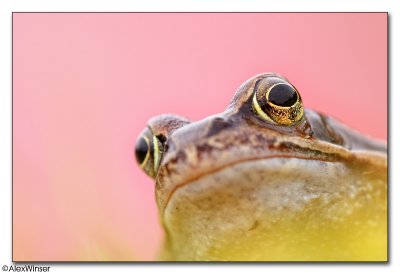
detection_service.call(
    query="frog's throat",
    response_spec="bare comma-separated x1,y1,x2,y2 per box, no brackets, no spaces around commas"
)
161,157,387,261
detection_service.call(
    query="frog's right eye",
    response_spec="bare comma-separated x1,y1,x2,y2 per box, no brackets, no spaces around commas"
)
252,76,304,126
135,128,163,179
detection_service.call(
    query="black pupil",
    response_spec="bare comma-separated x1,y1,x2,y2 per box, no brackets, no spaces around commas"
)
135,137,148,164
268,84,298,107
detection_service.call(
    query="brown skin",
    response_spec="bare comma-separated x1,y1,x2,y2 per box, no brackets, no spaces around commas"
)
136,73,387,261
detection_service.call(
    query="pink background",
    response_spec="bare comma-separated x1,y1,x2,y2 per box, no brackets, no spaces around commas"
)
13,13,387,261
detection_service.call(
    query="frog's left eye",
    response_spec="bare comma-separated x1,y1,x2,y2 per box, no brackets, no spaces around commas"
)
252,78,304,126
135,128,163,178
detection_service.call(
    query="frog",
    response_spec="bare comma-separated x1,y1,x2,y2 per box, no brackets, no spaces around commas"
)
134,73,387,261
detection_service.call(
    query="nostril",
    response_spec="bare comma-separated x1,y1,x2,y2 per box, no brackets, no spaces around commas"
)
156,134,167,145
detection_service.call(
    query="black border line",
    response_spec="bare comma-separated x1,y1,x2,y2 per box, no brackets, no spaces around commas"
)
11,12,389,264
11,12,388,13
387,11,391,264
11,12,14,264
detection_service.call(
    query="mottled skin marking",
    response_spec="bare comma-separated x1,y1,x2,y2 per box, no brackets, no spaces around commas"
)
135,73,387,261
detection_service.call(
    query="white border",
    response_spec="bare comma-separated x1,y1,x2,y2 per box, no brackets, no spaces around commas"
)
1,1,398,274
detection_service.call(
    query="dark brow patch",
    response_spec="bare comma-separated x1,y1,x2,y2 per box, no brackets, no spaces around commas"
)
205,117,233,137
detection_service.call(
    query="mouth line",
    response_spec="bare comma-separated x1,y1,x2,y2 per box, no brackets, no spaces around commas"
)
163,153,342,213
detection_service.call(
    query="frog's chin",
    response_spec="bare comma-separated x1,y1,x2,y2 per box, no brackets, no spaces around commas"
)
160,156,386,261
161,157,369,259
